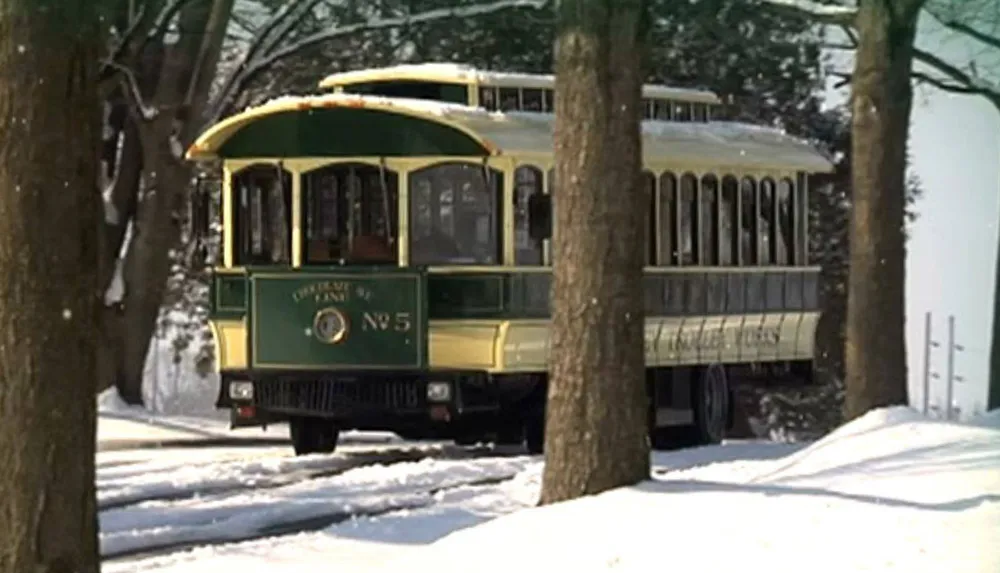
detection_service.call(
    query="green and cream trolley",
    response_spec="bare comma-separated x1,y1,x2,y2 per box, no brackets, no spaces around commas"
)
187,63,833,455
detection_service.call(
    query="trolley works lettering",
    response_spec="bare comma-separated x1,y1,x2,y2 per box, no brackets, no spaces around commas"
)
659,326,781,352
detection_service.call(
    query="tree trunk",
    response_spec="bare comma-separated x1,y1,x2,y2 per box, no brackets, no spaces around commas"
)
989,223,1000,411
98,0,234,405
539,0,651,505
117,128,190,406
0,1,103,572
844,0,920,420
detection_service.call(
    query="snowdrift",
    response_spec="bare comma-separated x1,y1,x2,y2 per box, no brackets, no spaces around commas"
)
396,407,1000,573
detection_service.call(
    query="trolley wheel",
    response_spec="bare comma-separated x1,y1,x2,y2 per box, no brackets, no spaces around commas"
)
685,363,730,446
523,412,545,455
289,416,340,456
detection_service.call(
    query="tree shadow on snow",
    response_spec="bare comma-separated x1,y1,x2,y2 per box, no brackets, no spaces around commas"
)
651,441,806,475
637,479,1000,513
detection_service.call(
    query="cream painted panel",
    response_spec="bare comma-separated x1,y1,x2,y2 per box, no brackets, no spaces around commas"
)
500,322,550,371
428,322,500,370
212,320,248,371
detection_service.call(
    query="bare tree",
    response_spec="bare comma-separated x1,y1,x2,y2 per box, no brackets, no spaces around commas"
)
0,1,104,571
99,0,549,405
540,0,651,505
763,0,999,420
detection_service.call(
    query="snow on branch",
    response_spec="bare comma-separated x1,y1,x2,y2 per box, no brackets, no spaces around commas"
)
103,60,159,120
759,0,856,25
209,0,549,123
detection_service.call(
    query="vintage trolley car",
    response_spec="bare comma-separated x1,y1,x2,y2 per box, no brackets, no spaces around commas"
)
187,63,833,455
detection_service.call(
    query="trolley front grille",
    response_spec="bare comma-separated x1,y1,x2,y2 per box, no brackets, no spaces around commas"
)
255,377,422,414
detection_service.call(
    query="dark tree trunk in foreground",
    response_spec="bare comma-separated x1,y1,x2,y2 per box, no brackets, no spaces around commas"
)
844,0,920,420
0,1,103,572
540,0,650,505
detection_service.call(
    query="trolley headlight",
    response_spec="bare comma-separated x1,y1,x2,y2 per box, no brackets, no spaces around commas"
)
426,381,452,403
229,380,254,401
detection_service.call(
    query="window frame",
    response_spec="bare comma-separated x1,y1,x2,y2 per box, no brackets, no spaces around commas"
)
407,161,505,267
230,163,293,267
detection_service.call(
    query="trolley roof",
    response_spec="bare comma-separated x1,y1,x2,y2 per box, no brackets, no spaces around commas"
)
317,63,722,104
186,92,833,173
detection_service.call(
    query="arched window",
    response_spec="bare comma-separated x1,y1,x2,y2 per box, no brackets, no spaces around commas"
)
776,178,795,265
301,162,398,265
720,175,739,266
759,178,776,265
409,162,503,265
658,172,677,265
643,171,656,266
740,177,757,265
231,164,292,266
679,173,698,265
515,165,544,265
700,174,719,265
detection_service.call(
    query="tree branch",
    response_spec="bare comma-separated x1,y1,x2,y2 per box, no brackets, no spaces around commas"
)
104,4,148,76
913,47,1000,110
925,9,1000,50
104,60,160,120
148,0,200,43
913,71,988,94
758,0,857,26
208,0,550,123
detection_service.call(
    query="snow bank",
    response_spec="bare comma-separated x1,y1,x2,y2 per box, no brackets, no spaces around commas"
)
393,407,1000,573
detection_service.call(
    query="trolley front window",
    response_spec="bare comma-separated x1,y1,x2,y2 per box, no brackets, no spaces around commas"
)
301,162,399,265
231,164,292,266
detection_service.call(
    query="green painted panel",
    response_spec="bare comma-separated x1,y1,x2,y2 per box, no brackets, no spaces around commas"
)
251,270,427,369
218,108,488,158
427,269,820,319
211,272,247,319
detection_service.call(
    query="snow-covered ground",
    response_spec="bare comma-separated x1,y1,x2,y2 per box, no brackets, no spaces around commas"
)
97,406,999,573
97,387,398,450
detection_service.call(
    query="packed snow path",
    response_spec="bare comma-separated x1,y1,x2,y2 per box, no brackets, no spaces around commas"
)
98,441,529,560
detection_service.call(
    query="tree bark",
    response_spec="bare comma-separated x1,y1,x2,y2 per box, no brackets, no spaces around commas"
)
0,1,103,572
844,0,920,420
539,0,651,505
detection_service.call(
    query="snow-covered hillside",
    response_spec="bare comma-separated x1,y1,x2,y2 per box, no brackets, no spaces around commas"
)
400,407,1000,573
99,406,999,573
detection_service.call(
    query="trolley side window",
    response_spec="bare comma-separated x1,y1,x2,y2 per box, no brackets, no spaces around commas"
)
514,165,544,265
700,174,719,265
643,171,657,266
759,178,776,265
679,173,698,265
409,162,503,266
776,177,795,266
658,172,677,265
231,164,292,266
720,175,739,266
740,177,758,265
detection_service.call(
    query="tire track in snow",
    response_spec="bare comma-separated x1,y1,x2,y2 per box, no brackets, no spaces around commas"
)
100,463,527,562
98,443,510,511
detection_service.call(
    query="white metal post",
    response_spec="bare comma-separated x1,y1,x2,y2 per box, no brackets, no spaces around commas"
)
922,311,932,415
945,315,955,421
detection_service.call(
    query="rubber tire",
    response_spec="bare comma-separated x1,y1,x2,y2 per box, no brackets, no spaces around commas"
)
289,416,340,456
686,364,730,446
523,413,545,455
